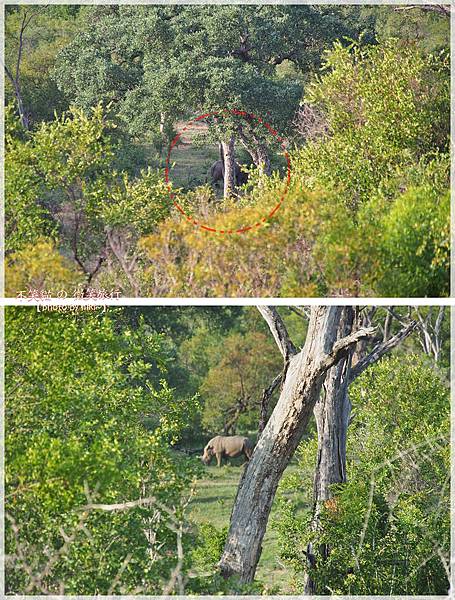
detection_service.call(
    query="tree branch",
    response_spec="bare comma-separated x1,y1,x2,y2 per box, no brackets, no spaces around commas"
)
106,227,139,295
257,306,297,361
288,306,310,321
317,326,377,375
394,4,450,17
258,371,282,434
349,320,417,383
4,63,16,87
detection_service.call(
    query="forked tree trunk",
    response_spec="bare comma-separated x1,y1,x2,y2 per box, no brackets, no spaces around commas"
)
222,137,237,198
237,125,271,176
219,306,374,583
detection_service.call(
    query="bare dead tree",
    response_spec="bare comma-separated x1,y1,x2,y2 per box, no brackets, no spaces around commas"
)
413,307,446,364
383,306,447,365
394,4,451,17
219,306,376,583
4,8,42,129
220,305,421,587
293,103,330,142
106,227,140,296
304,311,418,593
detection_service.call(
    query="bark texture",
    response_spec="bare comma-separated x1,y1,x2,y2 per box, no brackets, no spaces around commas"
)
237,126,272,176
221,137,237,198
304,311,417,594
304,307,355,594
219,306,374,583
313,308,354,502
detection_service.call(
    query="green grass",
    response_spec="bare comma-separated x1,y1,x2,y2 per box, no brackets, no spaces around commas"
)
169,121,219,190
188,458,304,592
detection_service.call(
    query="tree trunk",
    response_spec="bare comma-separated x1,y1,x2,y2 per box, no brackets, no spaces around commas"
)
304,310,418,594
313,308,354,502
237,125,271,176
254,140,271,176
258,372,282,435
219,306,374,583
14,82,30,130
221,137,236,198
304,307,354,593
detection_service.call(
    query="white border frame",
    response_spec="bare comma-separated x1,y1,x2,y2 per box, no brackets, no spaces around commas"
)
1,1,454,598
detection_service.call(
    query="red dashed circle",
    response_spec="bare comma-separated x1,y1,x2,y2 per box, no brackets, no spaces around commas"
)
164,108,291,234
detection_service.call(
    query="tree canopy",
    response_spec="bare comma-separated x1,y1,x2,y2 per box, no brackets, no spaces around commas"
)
4,5,450,296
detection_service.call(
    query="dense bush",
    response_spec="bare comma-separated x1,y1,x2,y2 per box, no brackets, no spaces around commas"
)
5,17,450,297
297,40,450,208
5,105,171,295
5,309,201,594
274,355,449,594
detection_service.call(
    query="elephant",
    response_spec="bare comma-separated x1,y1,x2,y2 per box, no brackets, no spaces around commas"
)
210,160,248,188
201,435,254,467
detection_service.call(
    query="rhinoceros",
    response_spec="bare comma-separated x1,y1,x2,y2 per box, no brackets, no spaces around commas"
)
201,435,254,467
210,160,248,188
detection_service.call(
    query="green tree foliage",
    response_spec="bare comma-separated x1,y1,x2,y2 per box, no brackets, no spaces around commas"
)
4,307,450,594
5,105,170,294
5,238,83,297
4,7,450,297
274,355,449,594
296,40,449,208
5,5,83,124
53,5,355,146
372,177,450,296
139,39,449,297
5,308,201,594
200,331,281,434
373,6,449,54
5,104,56,252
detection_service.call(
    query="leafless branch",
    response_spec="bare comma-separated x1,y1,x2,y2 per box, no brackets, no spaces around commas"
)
350,320,418,382
258,372,282,434
257,306,297,360
317,326,376,375
414,307,446,363
288,306,311,321
108,553,133,594
106,227,140,295
293,103,329,141
394,4,450,17
162,522,185,595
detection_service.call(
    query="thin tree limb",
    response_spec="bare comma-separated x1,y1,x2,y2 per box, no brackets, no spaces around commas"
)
317,326,376,375
257,306,297,360
258,372,282,433
349,320,418,383
394,4,450,17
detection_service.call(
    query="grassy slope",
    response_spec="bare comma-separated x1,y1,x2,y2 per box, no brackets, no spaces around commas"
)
188,459,303,592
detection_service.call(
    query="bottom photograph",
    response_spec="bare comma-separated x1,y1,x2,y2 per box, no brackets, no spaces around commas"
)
4,305,450,595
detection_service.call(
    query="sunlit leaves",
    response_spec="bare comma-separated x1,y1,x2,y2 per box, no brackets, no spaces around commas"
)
5,309,201,593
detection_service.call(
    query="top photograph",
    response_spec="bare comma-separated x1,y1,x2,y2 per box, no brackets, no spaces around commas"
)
4,3,450,299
